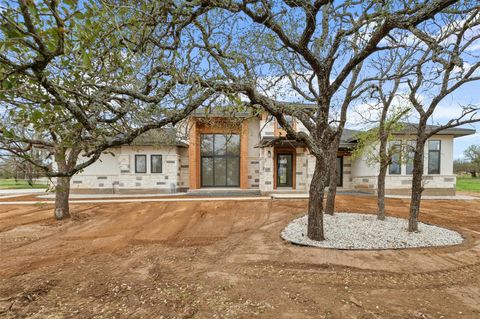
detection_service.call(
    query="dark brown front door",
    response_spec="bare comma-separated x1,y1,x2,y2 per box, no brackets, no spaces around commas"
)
277,153,293,187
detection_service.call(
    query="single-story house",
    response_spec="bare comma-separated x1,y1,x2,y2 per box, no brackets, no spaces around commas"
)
71,111,475,196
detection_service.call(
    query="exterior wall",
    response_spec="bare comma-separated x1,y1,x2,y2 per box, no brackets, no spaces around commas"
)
259,147,274,192
71,145,184,194
351,135,456,195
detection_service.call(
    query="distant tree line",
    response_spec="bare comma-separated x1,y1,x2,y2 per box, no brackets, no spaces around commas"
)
454,145,480,177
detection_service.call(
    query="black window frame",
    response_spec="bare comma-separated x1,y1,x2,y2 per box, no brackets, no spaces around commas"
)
200,134,240,187
337,156,343,187
135,154,147,173
151,155,162,173
428,140,441,175
389,140,402,175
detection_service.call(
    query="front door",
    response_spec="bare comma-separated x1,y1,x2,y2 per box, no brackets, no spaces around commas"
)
277,153,293,187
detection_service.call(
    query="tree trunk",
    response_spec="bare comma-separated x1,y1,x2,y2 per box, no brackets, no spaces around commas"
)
377,131,389,221
408,137,426,232
377,163,387,221
471,171,477,178
325,139,341,215
54,176,71,220
307,155,328,241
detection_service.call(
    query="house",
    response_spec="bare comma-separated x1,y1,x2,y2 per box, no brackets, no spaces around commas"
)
71,111,475,196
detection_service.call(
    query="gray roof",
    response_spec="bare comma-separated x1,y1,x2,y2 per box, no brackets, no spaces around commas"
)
256,129,361,149
130,128,188,147
393,123,476,137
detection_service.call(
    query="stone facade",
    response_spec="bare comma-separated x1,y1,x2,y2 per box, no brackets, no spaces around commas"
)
69,116,465,195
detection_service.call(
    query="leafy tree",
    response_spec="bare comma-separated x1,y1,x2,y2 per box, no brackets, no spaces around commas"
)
401,7,480,231
0,0,214,219
462,145,480,177
186,0,461,240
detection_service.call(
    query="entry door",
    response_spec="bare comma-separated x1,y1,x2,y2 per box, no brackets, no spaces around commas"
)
277,153,293,187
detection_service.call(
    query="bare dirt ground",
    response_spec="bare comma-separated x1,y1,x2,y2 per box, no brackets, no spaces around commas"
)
0,195,480,318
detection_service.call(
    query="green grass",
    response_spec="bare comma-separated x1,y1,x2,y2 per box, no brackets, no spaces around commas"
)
0,179,48,189
456,176,480,193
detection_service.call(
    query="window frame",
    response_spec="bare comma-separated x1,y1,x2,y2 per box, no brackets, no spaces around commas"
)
200,134,240,187
337,156,343,187
388,140,402,175
428,140,441,175
135,154,147,174
150,154,162,174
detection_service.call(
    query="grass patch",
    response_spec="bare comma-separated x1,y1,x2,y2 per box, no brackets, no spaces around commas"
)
0,179,48,189
456,176,480,193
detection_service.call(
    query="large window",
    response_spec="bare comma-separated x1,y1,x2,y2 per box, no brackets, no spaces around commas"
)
135,155,147,173
428,140,441,174
151,155,162,173
201,134,240,187
406,140,416,175
389,141,402,175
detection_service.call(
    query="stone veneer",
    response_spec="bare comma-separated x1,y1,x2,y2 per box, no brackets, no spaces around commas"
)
70,152,183,194
352,175,456,195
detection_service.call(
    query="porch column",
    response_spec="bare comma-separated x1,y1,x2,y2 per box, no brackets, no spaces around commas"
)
188,119,199,189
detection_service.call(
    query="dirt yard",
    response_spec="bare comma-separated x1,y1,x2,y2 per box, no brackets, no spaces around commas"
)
0,195,479,318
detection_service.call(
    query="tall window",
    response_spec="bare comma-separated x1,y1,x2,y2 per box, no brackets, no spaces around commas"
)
389,141,402,175
151,155,162,173
336,157,343,187
406,140,416,175
428,140,441,174
135,155,147,173
200,134,240,187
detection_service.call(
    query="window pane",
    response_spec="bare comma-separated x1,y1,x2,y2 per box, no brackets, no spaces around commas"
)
428,140,441,174
214,135,227,155
428,151,440,174
201,157,214,186
200,134,214,156
135,155,146,173
151,155,162,173
336,157,342,186
429,140,440,151
226,134,240,155
227,157,240,186
406,141,416,175
389,141,401,175
214,157,227,185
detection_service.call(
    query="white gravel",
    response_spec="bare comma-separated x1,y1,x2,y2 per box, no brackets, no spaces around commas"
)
281,213,464,250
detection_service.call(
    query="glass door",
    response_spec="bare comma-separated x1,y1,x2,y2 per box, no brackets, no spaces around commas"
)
277,153,293,187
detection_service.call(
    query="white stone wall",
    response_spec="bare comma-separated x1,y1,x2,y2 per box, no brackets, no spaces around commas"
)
259,147,274,191
350,135,456,193
71,145,183,193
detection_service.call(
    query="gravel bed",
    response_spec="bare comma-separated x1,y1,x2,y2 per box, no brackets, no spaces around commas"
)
281,213,464,250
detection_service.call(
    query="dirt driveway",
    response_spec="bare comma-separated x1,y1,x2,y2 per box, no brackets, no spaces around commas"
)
1,195,480,318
